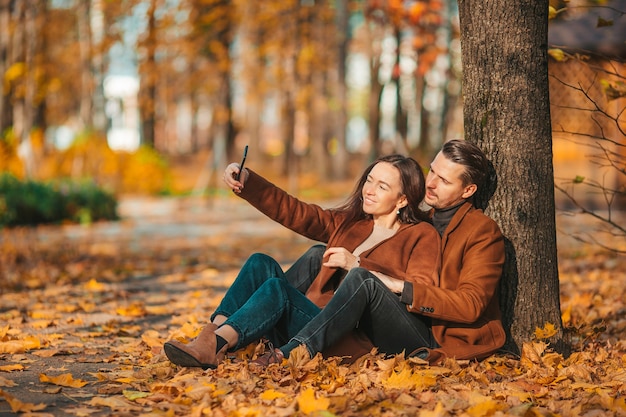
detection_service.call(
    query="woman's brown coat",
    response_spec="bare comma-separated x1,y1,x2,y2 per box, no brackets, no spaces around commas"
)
239,170,441,310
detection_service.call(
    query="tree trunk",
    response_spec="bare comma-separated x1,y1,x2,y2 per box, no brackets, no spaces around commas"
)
331,0,349,180
368,75,383,158
0,0,11,134
458,0,566,355
139,0,157,148
393,28,407,144
19,1,37,178
77,0,93,129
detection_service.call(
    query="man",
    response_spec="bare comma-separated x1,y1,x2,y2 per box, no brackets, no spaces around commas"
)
280,139,505,365
405,139,505,363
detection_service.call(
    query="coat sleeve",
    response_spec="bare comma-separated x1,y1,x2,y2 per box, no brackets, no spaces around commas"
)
407,218,504,322
238,169,344,243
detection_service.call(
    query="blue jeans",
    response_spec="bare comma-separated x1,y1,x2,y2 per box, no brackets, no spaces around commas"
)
211,246,325,351
284,267,437,358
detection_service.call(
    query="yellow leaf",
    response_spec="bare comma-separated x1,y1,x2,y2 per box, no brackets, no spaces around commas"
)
467,397,503,417
0,364,24,372
85,278,106,291
30,320,54,329
561,304,572,325
0,388,47,413
122,390,151,401
383,368,437,391
4,62,26,82
548,48,567,62
33,348,63,358
115,303,146,317
89,396,141,412
260,389,287,401
145,305,170,315
548,6,558,20
30,309,57,319
40,372,88,388
141,330,163,348
534,322,557,339
0,336,42,353
612,396,626,412
419,402,448,417
297,388,329,415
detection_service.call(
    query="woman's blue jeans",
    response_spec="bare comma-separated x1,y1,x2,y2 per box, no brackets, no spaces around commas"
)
286,266,437,358
210,246,325,351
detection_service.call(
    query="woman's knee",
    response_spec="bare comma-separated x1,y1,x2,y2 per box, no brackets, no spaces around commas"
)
261,277,288,293
244,253,282,274
246,252,275,265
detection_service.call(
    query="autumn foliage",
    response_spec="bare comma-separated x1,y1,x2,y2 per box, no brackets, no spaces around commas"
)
1,199,625,416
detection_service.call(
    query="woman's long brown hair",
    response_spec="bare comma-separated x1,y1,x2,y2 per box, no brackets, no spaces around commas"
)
334,154,430,224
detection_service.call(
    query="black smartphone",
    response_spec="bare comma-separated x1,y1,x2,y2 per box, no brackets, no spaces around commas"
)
236,145,248,181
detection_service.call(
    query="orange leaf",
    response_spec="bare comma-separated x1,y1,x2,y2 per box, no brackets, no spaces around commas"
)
115,303,146,317
0,364,24,372
534,322,557,339
0,389,47,413
418,402,447,417
467,392,504,417
40,372,88,388
0,376,17,387
0,336,42,353
383,368,437,391
260,389,287,401
297,388,329,415
85,278,106,292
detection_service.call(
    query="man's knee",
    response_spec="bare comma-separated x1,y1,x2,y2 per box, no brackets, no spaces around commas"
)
343,267,376,287
303,244,325,261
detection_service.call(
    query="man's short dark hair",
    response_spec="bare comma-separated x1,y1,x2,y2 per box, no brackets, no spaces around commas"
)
441,139,489,189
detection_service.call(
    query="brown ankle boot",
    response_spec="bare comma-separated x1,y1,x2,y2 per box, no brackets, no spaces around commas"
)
163,323,227,370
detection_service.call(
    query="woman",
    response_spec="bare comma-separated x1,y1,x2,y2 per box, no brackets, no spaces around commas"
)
163,154,441,369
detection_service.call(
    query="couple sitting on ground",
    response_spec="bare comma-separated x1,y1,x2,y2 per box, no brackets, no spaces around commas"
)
163,139,505,369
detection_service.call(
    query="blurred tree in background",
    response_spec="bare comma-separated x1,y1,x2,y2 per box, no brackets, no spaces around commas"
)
0,0,623,210
0,0,454,193
0,0,623,363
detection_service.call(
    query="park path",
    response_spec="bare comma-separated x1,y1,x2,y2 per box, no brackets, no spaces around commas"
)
0,195,325,417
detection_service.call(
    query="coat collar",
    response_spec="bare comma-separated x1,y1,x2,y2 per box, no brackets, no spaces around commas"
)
441,201,474,246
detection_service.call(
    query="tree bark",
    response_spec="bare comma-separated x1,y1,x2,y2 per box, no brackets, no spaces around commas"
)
19,1,38,177
458,0,566,355
0,0,11,134
331,0,349,180
77,0,93,129
139,0,157,148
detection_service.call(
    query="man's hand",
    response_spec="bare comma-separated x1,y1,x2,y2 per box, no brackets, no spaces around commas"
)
223,163,248,194
322,247,359,271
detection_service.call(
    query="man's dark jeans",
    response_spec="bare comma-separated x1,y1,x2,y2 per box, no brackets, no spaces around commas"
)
285,264,437,358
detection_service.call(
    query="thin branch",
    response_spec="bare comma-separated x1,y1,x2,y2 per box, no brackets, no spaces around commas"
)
555,183,626,236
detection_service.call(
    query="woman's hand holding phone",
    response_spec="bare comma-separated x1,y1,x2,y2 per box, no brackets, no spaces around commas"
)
223,146,249,194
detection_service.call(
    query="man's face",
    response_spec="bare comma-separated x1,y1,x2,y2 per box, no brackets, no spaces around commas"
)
424,151,477,210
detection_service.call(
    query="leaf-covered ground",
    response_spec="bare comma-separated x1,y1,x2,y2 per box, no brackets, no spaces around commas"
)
1,196,625,417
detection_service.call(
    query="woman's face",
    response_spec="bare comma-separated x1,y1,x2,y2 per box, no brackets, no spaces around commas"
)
361,162,407,217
